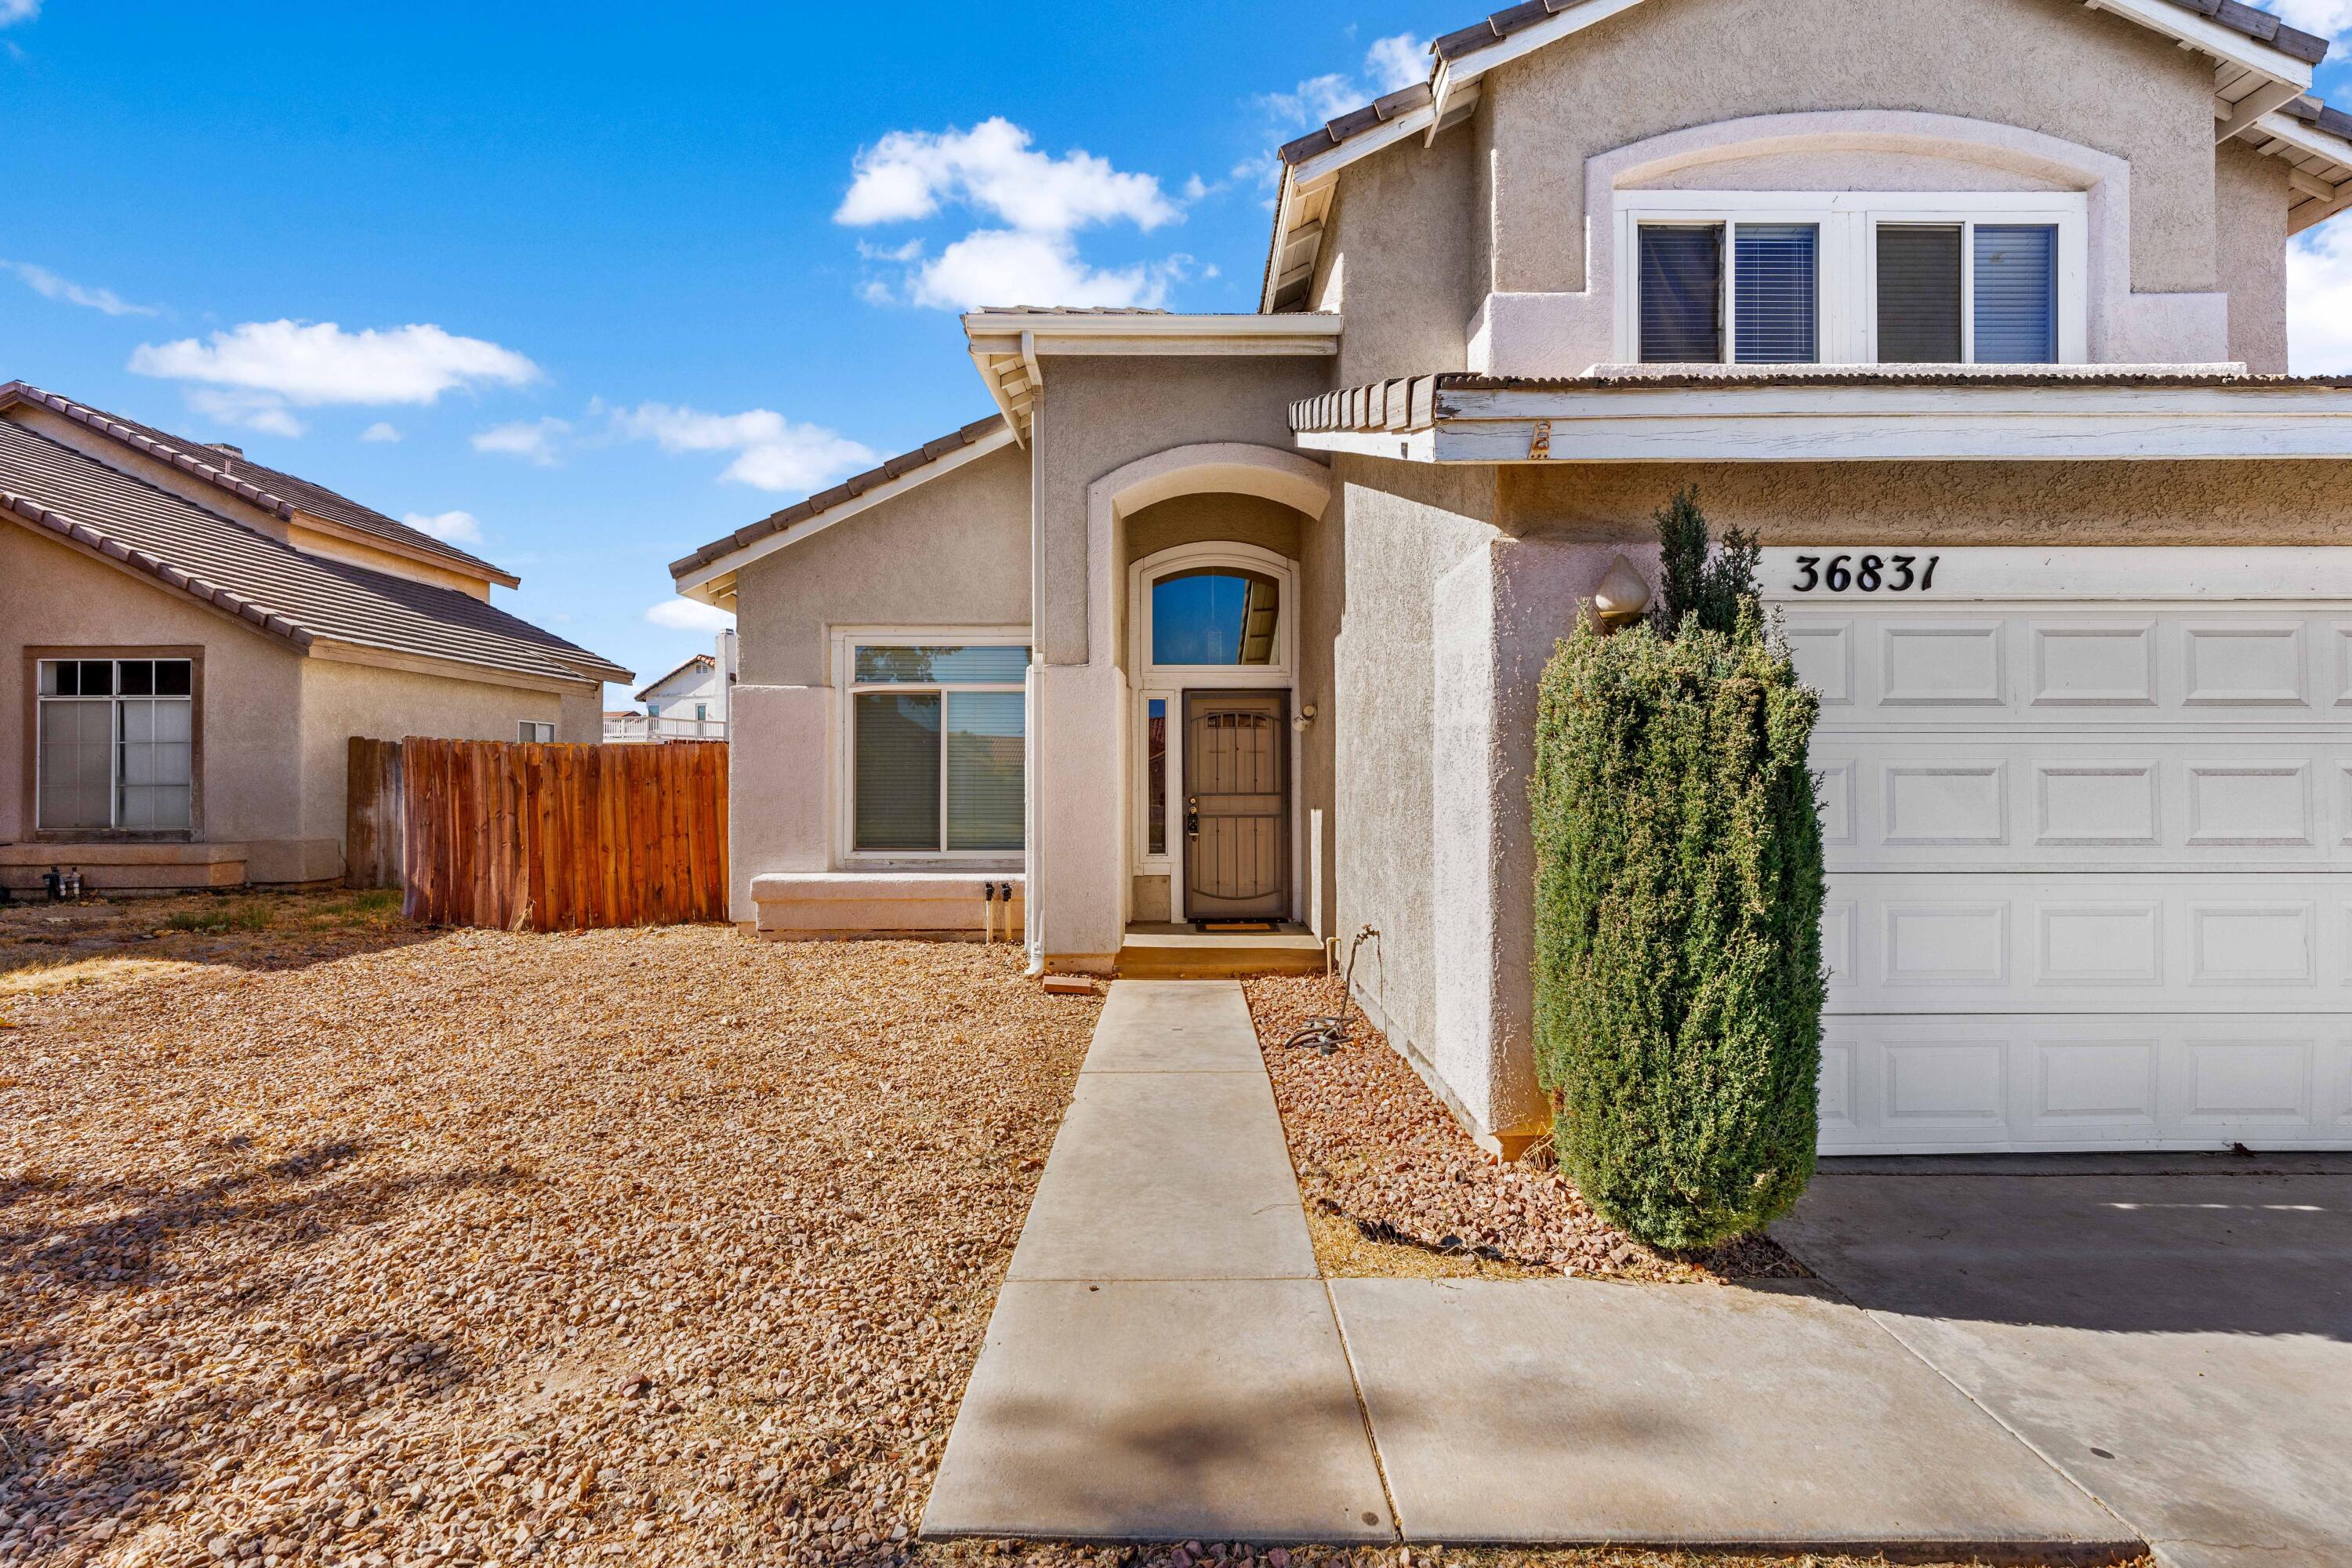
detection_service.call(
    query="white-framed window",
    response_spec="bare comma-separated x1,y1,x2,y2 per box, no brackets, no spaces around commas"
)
1615,191,2087,366
36,656,194,832
833,631,1029,860
518,720,556,743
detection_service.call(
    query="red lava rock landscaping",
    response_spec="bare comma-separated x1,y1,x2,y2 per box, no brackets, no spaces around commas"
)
1242,977,1806,1284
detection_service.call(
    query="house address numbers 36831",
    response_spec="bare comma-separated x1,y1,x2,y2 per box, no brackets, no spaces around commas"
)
1786,554,1940,593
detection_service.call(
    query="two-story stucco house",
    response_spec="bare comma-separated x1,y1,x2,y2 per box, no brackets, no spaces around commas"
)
672,0,2352,1159
2,383,631,893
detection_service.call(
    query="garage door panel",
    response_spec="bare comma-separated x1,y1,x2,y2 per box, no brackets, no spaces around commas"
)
1817,1018,2352,1153
1826,875,2349,1011
1787,607,2343,725
1810,740,2347,871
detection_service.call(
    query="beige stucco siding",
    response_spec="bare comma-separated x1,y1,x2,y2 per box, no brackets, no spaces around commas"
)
1031,356,1334,666
1478,0,2220,298
1323,459,1502,1070
5,524,599,887
1310,120,1478,387
2,525,306,866
1499,459,2352,545
2216,140,2292,374
294,657,585,883
733,441,1033,688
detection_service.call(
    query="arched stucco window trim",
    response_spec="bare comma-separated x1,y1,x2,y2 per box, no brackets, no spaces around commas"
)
1469,109,2230,372
1126,539,1301,686
1082,442,1330,671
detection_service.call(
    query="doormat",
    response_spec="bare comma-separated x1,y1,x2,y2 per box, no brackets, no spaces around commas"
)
1200,920,1280,933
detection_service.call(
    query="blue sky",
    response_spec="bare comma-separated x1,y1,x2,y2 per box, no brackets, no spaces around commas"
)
5,0,2350,705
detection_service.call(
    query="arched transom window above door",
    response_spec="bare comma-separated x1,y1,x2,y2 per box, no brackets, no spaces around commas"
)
1129,542,1298,682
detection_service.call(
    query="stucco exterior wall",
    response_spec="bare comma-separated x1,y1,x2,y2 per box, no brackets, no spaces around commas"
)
734,441,1033,688
2216,140,2292,375
294,656,583,884
1478,0,2218,300
1308,120,1477,388
1498,460,2352,544
1322,459,1501,1091
1032,356,1335,666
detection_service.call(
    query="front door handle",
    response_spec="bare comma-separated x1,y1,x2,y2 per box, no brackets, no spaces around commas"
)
1185,796,1200,840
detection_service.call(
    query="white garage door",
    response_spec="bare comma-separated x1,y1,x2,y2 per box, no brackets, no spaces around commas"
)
1769,547,2352,1155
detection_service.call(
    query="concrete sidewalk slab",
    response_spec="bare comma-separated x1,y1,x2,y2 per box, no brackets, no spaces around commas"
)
922,1278,1395,1542
1330,1277,2136,1558
1781,1160,2352,1568
1006,1069,1315,1281
1076,980,1266,1074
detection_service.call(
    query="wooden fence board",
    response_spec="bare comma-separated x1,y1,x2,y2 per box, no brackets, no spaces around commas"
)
378,738,726,931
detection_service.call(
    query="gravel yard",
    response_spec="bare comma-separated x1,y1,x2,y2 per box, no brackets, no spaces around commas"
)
0,900,2124,1568
1242,977,1804,1285
1,899,1096,1567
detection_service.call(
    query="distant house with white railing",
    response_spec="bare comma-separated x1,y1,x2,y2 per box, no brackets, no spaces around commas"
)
608,629,734,742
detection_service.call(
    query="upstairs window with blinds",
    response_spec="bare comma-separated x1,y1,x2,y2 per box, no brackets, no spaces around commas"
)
1876,221,2059,364
848,642,1027,855
1639,222,1818,365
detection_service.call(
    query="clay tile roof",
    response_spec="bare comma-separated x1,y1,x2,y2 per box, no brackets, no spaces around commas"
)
0,419,630,685
0,380,517,583
669,412,1009,579
1278,82,1438,165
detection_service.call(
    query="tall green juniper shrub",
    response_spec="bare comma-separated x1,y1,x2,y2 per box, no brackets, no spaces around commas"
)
1531,493,1826,1249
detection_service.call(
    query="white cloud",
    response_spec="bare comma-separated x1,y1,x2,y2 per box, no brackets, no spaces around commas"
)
5,260,158,316
472,416,572,466
646,598,737,633
908,230,1189,312
1364,33,1432,93
185,388,306,438
360,421,402,443
837,117,1189,312
0,1,38,25
612,402,877,493
837,118,1178,235
129,321,539,417
2288,223,2352,375
402,510,485,546
2258,0,2352,43
1261,73,1361,131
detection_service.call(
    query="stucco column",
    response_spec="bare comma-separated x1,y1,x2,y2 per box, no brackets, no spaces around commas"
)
1027,662,1126,972
1430,536,1658,1156
726,684,832,921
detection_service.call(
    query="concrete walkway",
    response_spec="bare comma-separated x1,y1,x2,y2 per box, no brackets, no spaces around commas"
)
924,981,2138,1557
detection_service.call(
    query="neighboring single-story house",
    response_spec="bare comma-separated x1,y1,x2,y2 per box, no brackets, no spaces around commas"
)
673,0,2352,1157
2,382,630,891
637,630,735,739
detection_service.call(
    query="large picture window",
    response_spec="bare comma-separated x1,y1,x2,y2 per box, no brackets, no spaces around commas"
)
845,641,1027,856
36,656,194,832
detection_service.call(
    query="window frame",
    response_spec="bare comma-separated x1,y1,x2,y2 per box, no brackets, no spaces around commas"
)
24,646,204,841
830,626,1031,867
518,720,556,744
1613,190,2087,366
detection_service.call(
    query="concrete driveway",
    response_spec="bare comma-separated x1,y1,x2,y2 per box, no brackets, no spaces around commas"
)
1777,1153,2352,1568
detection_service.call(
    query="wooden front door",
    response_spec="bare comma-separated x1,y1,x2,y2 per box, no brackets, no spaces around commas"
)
1182,691,1289,923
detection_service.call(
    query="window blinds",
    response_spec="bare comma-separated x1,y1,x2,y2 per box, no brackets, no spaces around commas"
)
1733,223,1818,364
1639,226,1722,361
1876,226,1963,364
852,691,942,851
1974,224,2058,363
945,691,1025,851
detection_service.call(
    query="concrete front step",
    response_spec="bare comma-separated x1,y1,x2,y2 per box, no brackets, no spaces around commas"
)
1114,926,1325,979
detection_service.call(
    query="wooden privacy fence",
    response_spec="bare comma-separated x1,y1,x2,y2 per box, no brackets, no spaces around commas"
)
347,736,728,931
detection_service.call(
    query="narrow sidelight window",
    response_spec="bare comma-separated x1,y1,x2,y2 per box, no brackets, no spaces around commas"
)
1973,224,2058,363
1876,225,1963,363
1732,223,1818,364
1638,224,1723,362
848,643,1027,855
1145,697,1168,857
